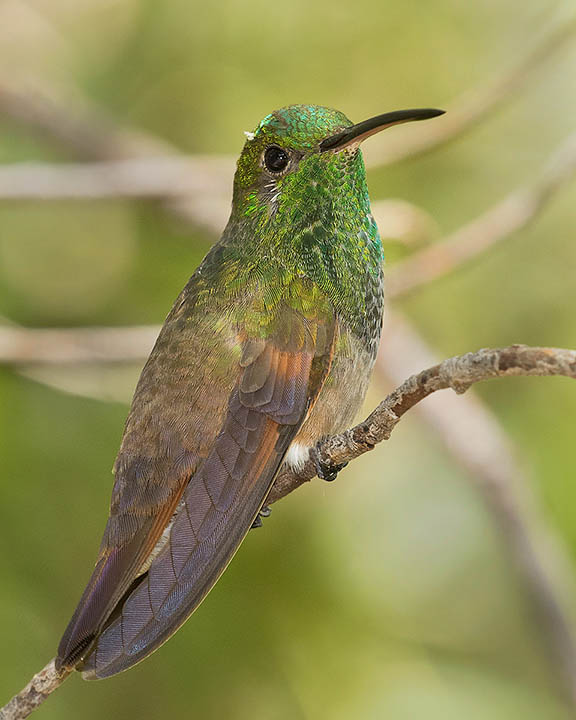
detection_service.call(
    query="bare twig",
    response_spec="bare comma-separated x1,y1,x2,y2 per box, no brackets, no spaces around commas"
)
0,166,437,248
0,661,70,720
7,319,575,699
0,323,159,402
2,122,574,300
0,157,229,200
0,81,174,160
0,157,231,234
269,344,576,502
0,6,573,215
0,80,233,232
1,16,576,715
2,343,576,719
0,324,158,365
388,128,576,298
366,7,576,167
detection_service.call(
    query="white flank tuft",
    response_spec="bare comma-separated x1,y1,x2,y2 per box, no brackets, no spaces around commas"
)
285,443,311,471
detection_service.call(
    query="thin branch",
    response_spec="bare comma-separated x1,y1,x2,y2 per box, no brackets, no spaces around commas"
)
0,80,234,233
0,324,158,365
0,81,175,160
2,122,574,301
269,344,576,502
388,128,576,299
1,123,574,308
2,343,576,719
0,167,436,251
7,319,576,700
365,7,576,167
0,661,70,720
0,157,231,234
0,166,435,250
0,324,158,403
275,343,576,710
0,157,229,200
0,6,573,214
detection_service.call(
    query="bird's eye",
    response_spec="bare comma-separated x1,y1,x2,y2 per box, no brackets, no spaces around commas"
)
264,146,290,173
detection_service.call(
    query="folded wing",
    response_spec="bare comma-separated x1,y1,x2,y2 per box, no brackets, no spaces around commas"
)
58,301,335,679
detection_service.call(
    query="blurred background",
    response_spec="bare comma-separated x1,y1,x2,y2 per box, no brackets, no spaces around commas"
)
1,0,576,718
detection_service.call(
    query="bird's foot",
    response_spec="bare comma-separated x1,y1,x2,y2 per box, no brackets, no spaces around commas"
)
312,443,348,482
251,505,272,529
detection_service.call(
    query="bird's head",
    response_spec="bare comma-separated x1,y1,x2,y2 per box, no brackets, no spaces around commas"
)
231,104,444,223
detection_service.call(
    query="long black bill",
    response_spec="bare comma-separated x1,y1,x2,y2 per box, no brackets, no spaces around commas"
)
319,108,445,152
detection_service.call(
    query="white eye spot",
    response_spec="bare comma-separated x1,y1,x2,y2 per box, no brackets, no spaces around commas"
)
244,131,256,141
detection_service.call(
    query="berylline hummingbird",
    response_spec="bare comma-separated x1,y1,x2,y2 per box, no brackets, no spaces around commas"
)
56,104,444,678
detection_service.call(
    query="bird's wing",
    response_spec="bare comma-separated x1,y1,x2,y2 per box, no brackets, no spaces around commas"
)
57,282,336,679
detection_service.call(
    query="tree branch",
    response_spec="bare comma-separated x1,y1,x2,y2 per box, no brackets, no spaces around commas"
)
365,7,576,167
0,156,231,200
8,319,576,701
268,344,576,502
1,15,576,715
0,661,70,720
0,126,574,304
2,343,576,719
0,324,158,365
0,119,573,310
0,80,234,233
388,128,576,298
0,5,573,225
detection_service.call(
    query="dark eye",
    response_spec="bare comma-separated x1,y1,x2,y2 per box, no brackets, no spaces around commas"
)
264,145,290,173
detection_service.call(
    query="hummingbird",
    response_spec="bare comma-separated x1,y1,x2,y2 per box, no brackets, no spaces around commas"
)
56,104,444,679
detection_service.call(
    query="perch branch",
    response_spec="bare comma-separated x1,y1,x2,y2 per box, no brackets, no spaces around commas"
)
268,344,576,502
0,661,70,720
2,343,576,719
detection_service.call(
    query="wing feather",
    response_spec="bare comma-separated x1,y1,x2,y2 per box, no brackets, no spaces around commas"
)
81,320,332,678
57,298,336,679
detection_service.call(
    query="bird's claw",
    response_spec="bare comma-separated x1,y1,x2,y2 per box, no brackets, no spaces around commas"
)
312,444,348,482
251,505,272,529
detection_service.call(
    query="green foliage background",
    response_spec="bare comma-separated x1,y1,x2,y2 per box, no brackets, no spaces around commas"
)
1,1,575,717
